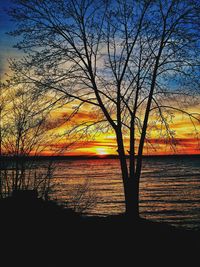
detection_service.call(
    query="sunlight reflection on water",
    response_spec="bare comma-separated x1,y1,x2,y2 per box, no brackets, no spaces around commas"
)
3,156,200,229
50,156,200,230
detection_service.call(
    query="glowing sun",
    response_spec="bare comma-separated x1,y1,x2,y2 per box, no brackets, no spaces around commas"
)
96,148,109,156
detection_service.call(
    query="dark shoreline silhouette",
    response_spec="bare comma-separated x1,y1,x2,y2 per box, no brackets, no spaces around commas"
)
1,191,200,266
1,191,199,254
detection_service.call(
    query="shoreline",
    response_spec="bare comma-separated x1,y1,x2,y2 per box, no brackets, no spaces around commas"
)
1,194,199,240
1,193,200,263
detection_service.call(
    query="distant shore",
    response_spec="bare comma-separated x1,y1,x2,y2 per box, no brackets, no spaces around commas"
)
1,153,200,161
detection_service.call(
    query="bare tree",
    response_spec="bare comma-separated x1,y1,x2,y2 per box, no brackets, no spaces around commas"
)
0,81,60,198
0,74,93,200
69,178,98,214
0,81,8,197
7,0,200,218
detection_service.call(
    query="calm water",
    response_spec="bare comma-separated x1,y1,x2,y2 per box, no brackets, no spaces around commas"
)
48,156,200,230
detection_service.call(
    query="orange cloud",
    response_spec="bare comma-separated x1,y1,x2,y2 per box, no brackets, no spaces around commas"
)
30,98,200,156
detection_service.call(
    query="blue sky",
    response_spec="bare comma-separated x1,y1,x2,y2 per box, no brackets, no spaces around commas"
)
0,0,21,79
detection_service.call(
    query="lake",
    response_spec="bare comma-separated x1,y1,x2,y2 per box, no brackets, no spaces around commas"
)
47,155,200,230
1,155,200,230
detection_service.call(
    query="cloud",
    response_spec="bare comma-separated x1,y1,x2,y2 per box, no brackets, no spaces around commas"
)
147,138,198,145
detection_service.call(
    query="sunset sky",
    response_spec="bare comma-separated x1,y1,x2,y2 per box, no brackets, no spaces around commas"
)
45,99,200,156
1,0,200,157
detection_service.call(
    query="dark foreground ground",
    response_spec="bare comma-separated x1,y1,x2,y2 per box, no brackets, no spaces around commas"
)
1,193,199,264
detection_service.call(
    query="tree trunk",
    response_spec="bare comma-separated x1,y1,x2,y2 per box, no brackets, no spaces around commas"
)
116,130,140,219
123,176,140,219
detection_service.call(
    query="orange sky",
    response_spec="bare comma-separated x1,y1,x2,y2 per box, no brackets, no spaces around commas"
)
0,1,200,157
1,77,200,157
43,104,200,156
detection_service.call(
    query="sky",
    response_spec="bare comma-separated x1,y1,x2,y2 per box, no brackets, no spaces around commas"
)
0,0,16,78
0,0,200,157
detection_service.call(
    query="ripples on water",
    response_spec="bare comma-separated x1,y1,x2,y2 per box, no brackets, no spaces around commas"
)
50,156,200,230
2,156,200,229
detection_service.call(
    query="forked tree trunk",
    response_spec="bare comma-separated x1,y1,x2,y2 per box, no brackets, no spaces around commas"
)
117,130,140,219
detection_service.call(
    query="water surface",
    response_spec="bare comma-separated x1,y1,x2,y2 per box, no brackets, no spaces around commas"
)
50,156,200,230
2,155,200,229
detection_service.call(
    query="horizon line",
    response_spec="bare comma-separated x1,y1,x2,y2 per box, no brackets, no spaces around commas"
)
1,153,200,160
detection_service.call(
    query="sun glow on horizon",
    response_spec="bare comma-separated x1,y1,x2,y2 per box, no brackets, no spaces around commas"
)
95,148,110,156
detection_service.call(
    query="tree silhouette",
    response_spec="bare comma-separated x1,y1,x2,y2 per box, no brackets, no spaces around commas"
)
7,0,200,217
0,82,58,198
